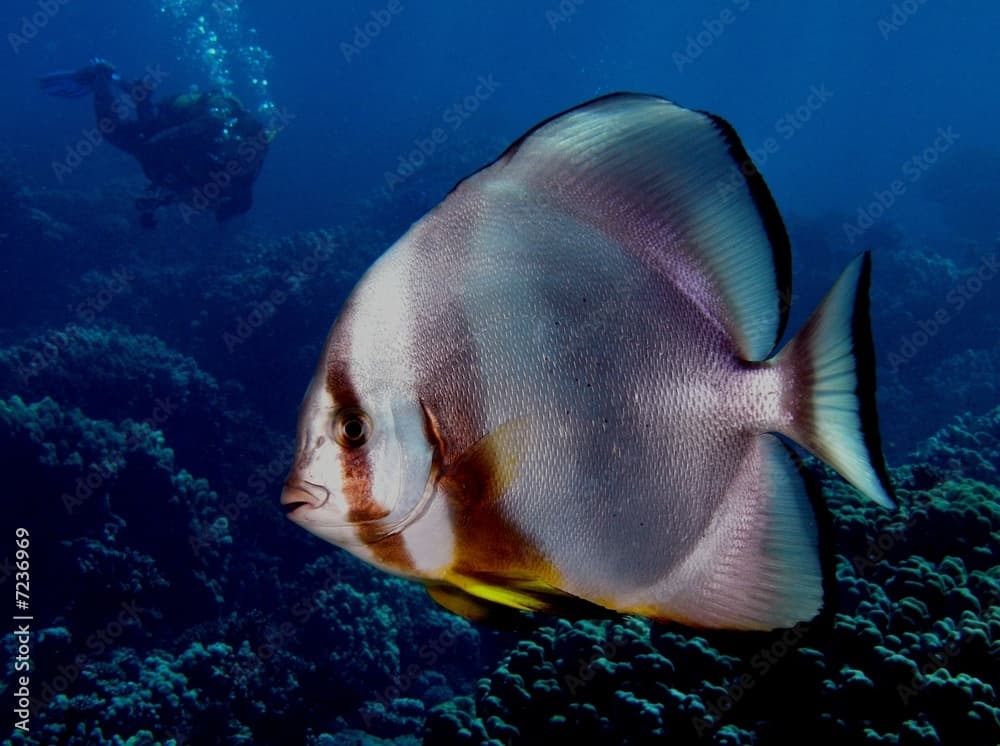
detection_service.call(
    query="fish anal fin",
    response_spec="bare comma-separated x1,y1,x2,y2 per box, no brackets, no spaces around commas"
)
651,434,823,630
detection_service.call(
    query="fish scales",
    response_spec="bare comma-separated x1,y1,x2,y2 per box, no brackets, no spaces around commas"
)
282,94,894,630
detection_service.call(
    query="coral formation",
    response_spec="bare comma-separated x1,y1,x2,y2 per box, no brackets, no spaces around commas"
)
2,147,998,744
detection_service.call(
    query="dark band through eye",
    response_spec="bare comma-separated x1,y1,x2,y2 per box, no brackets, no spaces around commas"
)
334,408,371,448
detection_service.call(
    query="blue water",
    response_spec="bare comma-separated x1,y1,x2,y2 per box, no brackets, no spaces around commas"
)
2,2,998,744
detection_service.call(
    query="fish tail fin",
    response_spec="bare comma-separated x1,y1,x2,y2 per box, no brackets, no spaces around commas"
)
772,251,895,508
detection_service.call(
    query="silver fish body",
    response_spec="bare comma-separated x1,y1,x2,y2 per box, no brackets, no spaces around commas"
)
282,94,894,630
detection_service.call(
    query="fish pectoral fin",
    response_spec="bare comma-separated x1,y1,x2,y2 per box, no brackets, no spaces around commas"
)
440,416,531,507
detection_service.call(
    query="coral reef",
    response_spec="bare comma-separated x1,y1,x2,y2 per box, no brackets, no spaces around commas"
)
2,148,998,744
0,395,231,632
0,326,284,500
1,392,487,744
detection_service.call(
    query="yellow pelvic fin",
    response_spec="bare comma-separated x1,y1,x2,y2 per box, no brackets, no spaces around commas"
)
443,571,618,620
426,584,508,623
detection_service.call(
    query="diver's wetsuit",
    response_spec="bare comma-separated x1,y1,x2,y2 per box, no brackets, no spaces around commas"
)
43,60,268,225
111,87,268,224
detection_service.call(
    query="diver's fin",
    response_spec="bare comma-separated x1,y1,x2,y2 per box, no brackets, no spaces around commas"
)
39,71,92,98
657,434,823,630
772,252,895,508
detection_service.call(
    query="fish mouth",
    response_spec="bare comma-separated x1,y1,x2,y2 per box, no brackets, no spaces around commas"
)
280,480,330,518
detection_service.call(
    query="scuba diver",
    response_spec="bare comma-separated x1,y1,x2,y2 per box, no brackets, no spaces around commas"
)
40,58,269,227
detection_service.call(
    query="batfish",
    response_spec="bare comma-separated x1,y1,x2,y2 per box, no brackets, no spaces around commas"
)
281,93,894,630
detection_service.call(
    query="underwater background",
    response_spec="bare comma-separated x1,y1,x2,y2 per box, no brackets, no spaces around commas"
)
2,1,999,744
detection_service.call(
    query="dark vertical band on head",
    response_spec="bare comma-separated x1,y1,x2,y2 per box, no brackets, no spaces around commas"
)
326,337,380,521
326,329,416,571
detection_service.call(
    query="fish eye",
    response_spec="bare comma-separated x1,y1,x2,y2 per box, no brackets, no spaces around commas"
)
333,408,371,449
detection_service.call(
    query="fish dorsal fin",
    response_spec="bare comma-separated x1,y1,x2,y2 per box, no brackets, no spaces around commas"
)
457,93,791,361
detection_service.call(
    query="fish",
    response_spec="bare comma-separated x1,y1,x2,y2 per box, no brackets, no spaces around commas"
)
281,93,894,631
